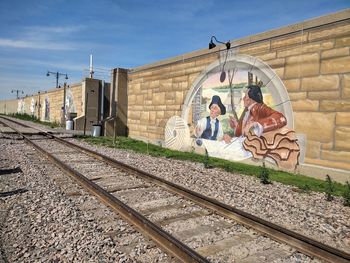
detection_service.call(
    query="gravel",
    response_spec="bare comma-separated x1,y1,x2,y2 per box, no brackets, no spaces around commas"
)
0,135,172,262
1,118,349,262
68,138,350,254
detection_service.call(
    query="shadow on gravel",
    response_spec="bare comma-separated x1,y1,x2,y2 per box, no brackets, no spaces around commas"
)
0,167,22,176
0,188,28,198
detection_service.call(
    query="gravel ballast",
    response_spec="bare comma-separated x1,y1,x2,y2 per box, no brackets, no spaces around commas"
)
70,138,350,255
0,135,172,262
1,119,349,262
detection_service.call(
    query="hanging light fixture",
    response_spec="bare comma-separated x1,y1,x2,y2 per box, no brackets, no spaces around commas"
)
208,36,231,82
208,36,231,50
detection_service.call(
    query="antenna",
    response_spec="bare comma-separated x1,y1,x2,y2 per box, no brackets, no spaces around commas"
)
89,53,94,78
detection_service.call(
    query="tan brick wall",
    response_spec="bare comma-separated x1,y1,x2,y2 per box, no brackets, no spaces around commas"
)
127,12,350,171
0,99,18,114
0,82,83,123
69,84,83,117
128,54,216,141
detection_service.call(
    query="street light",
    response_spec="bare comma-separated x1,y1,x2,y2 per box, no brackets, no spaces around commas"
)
11,89,24,99
46,71,68,88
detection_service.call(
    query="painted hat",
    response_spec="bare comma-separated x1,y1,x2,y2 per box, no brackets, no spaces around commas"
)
209,95,226,115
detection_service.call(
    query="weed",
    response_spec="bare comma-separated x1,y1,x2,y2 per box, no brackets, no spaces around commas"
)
299,184,311,193
50,121,61,128
204,149,213,169
325,175,334,201
258,162,271,184
343,181,350,207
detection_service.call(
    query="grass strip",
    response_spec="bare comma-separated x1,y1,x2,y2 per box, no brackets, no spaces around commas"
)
0,113,61,128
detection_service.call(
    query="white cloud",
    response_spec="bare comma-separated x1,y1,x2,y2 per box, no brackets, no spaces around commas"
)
0,38,76,50
0,25,87,51
24,25,86,34
0,57,84,72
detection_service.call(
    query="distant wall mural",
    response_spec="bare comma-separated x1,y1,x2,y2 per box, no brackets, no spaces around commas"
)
30,98,36,115
44,96,50,121
65,88,76,119
17,99,25,114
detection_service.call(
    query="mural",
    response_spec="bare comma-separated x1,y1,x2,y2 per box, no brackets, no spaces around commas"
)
17,99,25,114
44,96,50,121
165,54,300,170
191,69,275,137
30,98,36,115
65,87,76,119
194,82,299,170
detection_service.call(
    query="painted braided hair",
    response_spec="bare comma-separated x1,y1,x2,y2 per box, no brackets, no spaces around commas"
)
247,85,263,103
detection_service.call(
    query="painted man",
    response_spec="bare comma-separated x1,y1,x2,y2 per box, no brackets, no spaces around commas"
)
223,85,287,142
195,95,226,141
201,85,299,169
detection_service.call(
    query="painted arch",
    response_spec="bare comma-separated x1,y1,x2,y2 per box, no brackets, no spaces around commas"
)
181,53,294,129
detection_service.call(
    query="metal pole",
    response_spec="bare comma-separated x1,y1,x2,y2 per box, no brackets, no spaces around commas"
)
83,92,88,136
38,92,41,120
56,72,58,88
47,71,67,89
113,116,117,146
100,81,104,122
62,83,67,126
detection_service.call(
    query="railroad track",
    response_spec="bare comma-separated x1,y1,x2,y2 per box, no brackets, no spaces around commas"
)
1,116,349,263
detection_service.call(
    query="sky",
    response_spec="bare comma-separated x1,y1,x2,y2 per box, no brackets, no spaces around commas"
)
0,0,349,100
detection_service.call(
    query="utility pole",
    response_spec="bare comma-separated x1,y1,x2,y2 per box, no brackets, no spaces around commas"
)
61,82,69,126
11,89,24,99
46,71,68,88
37,91,41,120
89,54,94,78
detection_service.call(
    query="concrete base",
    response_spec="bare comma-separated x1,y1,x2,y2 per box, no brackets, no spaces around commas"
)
104,117,128,137
296,164,350,184
241,158,350,184
191,142,349,184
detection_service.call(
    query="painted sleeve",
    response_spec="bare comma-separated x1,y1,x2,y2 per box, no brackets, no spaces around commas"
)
217,122,224,140
256,106,287,132
195,117,206,137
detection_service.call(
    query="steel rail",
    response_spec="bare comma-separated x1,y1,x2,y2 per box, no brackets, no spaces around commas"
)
0,117,209,263
54,135,350,263
1,116,350,263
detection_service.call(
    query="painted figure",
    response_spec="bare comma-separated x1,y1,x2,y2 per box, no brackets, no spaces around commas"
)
195,95,226,141
217,85,299,170
224,85,287,141
44,96,50,121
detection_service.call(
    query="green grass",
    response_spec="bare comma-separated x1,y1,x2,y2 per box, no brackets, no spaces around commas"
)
1,113,61,128
75,135,349,197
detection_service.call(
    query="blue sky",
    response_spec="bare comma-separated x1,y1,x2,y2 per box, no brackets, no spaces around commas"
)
0,0,349,100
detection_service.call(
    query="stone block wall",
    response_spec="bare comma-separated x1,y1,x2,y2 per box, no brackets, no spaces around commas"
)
0,83,83,123
68,83,84,117
128,54,217,141
40,89,65,122
126,10,350,171
242,21,350,171
0,99,17,114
